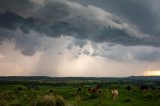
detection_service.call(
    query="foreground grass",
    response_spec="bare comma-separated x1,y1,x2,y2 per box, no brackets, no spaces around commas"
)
0,85,160,106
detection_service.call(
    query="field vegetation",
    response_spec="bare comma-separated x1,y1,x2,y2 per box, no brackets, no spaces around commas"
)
0,76,160,106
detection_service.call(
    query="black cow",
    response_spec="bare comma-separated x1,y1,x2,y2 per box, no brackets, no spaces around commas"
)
139,85,148,91
126,86,132,91
77,87,81,93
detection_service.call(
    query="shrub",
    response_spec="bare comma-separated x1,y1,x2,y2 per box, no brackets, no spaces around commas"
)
124,97,132,103
75,95,81,103
55,95,65,106
17,87,24,91
34,95,56,106
147,93,153,98
34,87,40,91
49,89,55,94
14,86,26,93
89,93,98,99
0,92,16,100
34,95,65,106
10,100,22,106
110,85,119,89
0,93,5,100
158,93,160,98
143,93,153,98
0,100,8,106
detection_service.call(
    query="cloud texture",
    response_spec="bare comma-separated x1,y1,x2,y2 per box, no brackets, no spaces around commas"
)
0,0,160,57
0,0,160,76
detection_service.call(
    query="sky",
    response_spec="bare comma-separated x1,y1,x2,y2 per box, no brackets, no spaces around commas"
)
0,0,160,77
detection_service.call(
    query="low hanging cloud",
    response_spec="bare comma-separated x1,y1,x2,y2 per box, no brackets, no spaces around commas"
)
99,45,160,62
66,41,160,62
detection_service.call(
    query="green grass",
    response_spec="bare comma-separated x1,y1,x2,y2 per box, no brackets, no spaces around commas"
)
0,84,160,106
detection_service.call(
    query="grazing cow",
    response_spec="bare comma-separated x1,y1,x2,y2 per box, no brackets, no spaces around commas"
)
88,88,97,93
126,86,132,91
139,85,148,91
111,90,118,101
88,85,101,94
49,89,54,93
77,87,81,93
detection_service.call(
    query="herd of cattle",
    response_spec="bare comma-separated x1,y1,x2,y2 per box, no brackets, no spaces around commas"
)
76,85,151,101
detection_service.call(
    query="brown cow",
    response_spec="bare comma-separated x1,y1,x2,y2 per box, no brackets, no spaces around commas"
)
88,85,101,94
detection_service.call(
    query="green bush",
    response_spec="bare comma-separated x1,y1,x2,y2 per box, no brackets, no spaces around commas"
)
143,93,153,98
55,95,65,106
147,93,153,98
34,87,40,91
34,95,56,106
10,100,22,106
14,86,26,93
75,95,81,103
33,95,65,106
124,97,132,103
17,87,24,91
0,100,8,106
0,92,16,100
157,93,160,98
89,93,98,99
49,89,55,95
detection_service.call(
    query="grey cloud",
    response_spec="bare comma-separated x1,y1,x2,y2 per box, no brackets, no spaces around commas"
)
0,0,160,57
0,28,43,56
99,45,160,62
69,42,160,62
77,0,160,35
69,39,87,49
128,47,160,62
0,11,36,33
0,0,34,17
15,35,41,56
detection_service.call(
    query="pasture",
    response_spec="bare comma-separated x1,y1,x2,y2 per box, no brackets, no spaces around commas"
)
0,76,160,106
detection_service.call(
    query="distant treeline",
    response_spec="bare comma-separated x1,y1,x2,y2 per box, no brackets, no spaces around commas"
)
0,76,160,81
0,76,160,87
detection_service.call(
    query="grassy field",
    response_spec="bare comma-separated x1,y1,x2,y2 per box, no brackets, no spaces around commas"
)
0,77,160,106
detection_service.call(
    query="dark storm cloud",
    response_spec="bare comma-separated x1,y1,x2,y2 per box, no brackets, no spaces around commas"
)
0,0,34,17
0,0,160,59
0,11,35,33
77,0,160,35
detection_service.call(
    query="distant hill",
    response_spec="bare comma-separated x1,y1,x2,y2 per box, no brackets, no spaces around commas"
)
0,76,160,81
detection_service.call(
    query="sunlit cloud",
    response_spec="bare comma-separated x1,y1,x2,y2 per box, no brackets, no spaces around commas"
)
144,70,160,76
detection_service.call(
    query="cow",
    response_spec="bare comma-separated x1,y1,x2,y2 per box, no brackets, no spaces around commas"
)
77,87,81,93
88,85,101,94
139,85,148,91
111,89,118,101
126,86,132,91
